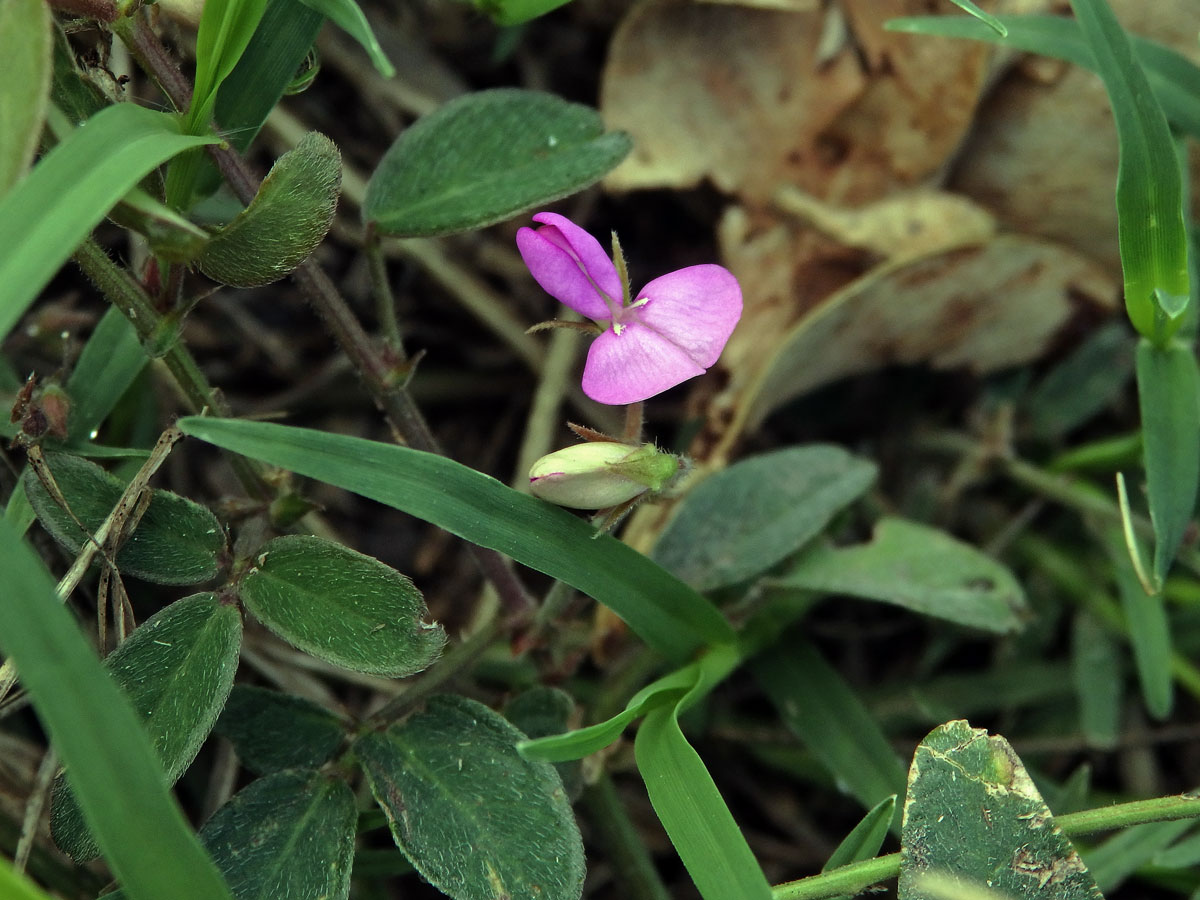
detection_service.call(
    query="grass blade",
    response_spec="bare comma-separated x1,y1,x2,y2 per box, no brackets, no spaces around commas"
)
178,417,734,661
0,104,218,341
0,519,232,900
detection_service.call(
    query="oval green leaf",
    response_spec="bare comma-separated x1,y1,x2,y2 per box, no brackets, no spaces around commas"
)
356,694,585,900
898,720,1102,900
364,89,632,237
215,685,348,775
104,769,358,900
0,0,51,195
237,534,445,676
0,522,233,900
51,592,243,860
177,417,734,662
652,446,878,592
775,517,1027,633
199,131,341,286
23,451,227,585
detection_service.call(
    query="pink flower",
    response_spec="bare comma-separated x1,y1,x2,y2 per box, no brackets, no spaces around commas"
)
516,212,742,405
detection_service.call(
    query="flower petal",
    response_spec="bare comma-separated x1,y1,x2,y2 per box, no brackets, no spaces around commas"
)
582,322,704,405
515,213,621,320
634,264,742,367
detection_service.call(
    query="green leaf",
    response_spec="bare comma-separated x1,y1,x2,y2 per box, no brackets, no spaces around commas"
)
1153,827,1200,868
108,185,213,263
823,795,897,874
652,446,877,592
215,685,348,775
0,520,233,900
214,0,324,155
1070,613,1122,748
297,0,393,76
0,104,218,341
177,417,734,662
364,89,632,237
201,770,357,900
1070,0,1190,339
520,642,740,762
199,131,341,286
237,534,445,676
1107,526,1174,718
754,641,907,828
23,451,227,585
470,0,572,26
1136,338,1200,586
0,0,51,195
635,703,772,900
1084,820,1195,893
504,686,583,799
898,720,1102,900
884,14,1200,141
945,0,1005,36
51,592,243,860
775,518,1027,633
167,0,270,208
105,768,358,900
1025,322,1135,441
356,694,585,900
0,855,63,900
65,306,149,446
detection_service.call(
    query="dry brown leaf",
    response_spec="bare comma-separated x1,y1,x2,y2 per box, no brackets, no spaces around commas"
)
772,185,997,259
600,0,867,201
601,0,1008,205
715,234,1116,454
950,0,1200,276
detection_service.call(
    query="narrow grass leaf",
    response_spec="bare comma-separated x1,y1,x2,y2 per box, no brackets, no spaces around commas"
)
177,417,734,660
824,794,897,872
364,89,631,237
899,720,1102,900
1025,321,1135,441
775,518,1027,633
298,0,394,76
357,694,585,900
1152,827,1200,868
1106,525,1174,718
1070,0,1189,338
520,642,740,762
0,856,59,900
946,0,1005,36
237,534,445,676
652,445,877,592
214,0,324,154
0,104,217,341
51,592,243,860
1070,613,1122,748
215,685,348,775
754,641,907,829
23,451,227,585
885,14,1200,140
635,704,772,900
1083,820,1195,893
0,519,233,900
1136,338,1200,585
504,686,583,799
65,306,148,445
199,131,341,286
0,0,51,194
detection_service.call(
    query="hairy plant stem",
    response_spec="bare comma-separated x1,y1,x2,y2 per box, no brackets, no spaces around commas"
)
770,793,1200,899
114,15,535,619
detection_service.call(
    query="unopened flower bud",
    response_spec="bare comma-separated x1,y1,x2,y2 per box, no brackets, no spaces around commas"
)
529,442,683,509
